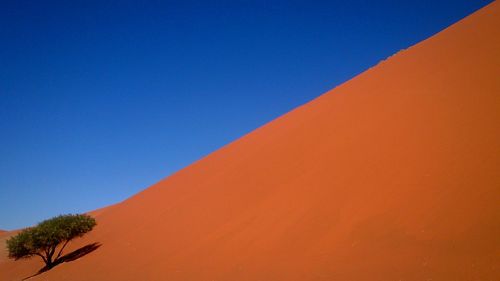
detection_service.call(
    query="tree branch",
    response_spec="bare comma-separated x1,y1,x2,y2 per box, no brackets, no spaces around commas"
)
44,245,56,267
34,253,48,264
55,239,70,260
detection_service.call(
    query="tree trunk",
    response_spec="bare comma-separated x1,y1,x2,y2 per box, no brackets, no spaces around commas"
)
45,246,56,268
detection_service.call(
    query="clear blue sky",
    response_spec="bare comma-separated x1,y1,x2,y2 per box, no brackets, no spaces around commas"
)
0,0,492,230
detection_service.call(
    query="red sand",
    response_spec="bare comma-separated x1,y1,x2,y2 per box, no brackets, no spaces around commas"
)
1,2,499,280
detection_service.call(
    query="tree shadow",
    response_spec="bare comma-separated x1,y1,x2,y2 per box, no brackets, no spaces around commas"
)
23,242,101,280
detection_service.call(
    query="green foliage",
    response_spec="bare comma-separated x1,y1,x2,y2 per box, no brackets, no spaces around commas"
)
6,228,37,260
6,214,96,268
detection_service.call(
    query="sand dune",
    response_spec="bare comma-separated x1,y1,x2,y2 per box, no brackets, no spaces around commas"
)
1,2,499,280
0,230,15,267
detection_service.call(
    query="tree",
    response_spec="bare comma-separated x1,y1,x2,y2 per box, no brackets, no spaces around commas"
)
6,214,96,269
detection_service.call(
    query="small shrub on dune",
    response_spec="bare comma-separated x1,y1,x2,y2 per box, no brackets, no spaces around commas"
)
6,214,96,269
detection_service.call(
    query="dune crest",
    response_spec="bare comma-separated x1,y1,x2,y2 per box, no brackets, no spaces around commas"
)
1,2,499,280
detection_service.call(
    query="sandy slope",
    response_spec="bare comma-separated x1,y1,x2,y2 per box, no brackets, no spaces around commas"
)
2,2,499,280
0,231,10,262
